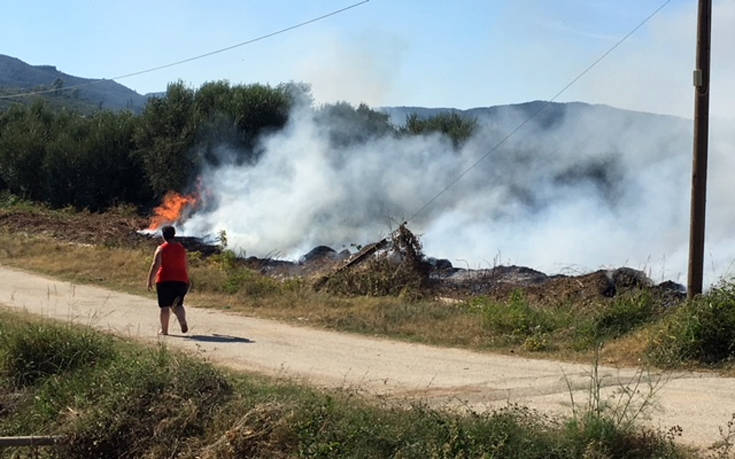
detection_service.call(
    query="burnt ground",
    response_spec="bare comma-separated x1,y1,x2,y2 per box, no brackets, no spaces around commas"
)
0,207,154,248
0,208,686,302
0,208,219,255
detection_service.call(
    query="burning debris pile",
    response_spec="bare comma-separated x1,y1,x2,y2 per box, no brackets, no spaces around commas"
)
315,224,432,299
138,191,222,256
310,226,683,301
145,191,199,232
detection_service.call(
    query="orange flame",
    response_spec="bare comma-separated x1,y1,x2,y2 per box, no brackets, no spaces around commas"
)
147,191,198,231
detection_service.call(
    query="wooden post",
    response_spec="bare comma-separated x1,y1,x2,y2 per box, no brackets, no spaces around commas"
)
687,0,712,299
0,435,63,447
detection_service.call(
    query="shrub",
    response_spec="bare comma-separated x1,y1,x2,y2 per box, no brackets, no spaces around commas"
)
593,290,660,339
0,321,114,387
648,280,735,366
476,290,558,341
401,112,478,148
62,345,232,457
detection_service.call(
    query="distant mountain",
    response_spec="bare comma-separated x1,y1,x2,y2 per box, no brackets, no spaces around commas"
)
0,54,148,112
380,100,688,131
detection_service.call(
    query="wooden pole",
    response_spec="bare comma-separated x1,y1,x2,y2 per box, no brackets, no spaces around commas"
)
687,0,712,299
0,435,63,447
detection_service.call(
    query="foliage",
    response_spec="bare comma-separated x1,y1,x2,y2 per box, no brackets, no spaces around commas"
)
648,279,735,366
0,80,295,209
592,290,661,338
402,111,478,148
133,81,199,196
314,101,395,148
0,78,486,215
475,290,559,340
0,319,114,387
0,102,148,209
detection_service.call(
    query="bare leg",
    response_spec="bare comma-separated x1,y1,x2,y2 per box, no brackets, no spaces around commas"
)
172,303,188,333
159,307,171,335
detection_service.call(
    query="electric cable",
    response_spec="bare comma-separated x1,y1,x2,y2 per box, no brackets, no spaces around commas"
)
0,0,369,100
407,0,671,223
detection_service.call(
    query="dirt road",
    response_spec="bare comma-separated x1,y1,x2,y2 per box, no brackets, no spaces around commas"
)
1,265,732,449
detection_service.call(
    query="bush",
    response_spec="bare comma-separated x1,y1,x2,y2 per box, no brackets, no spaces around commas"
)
402,112,477,148
62,345,232,457
648,280,735,366
476,290,558,340
0,321,114,387
593,290,660,339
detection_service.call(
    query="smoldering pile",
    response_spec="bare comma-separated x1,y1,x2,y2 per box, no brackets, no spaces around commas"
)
162,223,686,303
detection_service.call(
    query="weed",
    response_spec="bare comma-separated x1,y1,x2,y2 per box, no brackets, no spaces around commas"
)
523,331,552,352
0,321,114,387
593,290,661,339
648,279,735,366
562,347,682,458
476,290,558,342
60,344,232,457
708,413,735,458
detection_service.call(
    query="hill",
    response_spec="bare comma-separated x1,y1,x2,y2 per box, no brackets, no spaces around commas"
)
0,54,148,112
380,100,688,131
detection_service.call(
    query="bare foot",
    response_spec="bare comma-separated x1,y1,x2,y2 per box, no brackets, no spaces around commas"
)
180,322,188,333
158,329,168,336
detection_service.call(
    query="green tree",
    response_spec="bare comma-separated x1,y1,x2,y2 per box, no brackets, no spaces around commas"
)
402,112,477,148
314,101,395,148
0,102,56,200
133,81,198,197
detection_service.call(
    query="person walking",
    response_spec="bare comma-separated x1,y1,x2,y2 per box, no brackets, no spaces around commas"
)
147,225,189,335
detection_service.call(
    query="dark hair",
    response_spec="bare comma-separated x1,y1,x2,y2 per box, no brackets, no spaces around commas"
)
162,226,176,241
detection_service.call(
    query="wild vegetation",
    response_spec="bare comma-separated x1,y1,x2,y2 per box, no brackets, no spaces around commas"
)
0,81,477,211
0,309,692,458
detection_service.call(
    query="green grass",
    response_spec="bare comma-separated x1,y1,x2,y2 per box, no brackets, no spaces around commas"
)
0,320,114,387
0,309,691,458
471,289,669,354
648,280,735,367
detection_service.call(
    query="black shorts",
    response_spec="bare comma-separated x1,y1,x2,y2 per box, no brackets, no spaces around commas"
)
156,281,189,308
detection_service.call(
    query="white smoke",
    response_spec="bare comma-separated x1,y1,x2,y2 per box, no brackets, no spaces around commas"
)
180,100,734,286
178,1,735,287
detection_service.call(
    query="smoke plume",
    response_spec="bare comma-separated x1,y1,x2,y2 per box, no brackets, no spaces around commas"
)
180,99,734,286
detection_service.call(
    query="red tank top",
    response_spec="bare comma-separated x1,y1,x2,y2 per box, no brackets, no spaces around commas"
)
155,241,189,284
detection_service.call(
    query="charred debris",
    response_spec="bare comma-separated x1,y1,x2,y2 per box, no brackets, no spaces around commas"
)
167,224,686,302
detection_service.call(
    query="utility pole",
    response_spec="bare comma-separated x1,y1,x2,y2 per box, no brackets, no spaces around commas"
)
687,0,712,299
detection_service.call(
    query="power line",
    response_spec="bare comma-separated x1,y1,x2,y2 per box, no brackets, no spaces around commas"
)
0,0,370,100
407,0,671,223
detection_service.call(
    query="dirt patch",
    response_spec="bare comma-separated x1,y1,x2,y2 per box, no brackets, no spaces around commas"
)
0,208,152,248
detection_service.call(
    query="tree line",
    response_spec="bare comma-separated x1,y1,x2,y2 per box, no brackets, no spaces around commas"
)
0,81,476,211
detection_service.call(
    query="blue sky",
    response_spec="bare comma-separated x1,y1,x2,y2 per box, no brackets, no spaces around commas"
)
2,0,733,119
